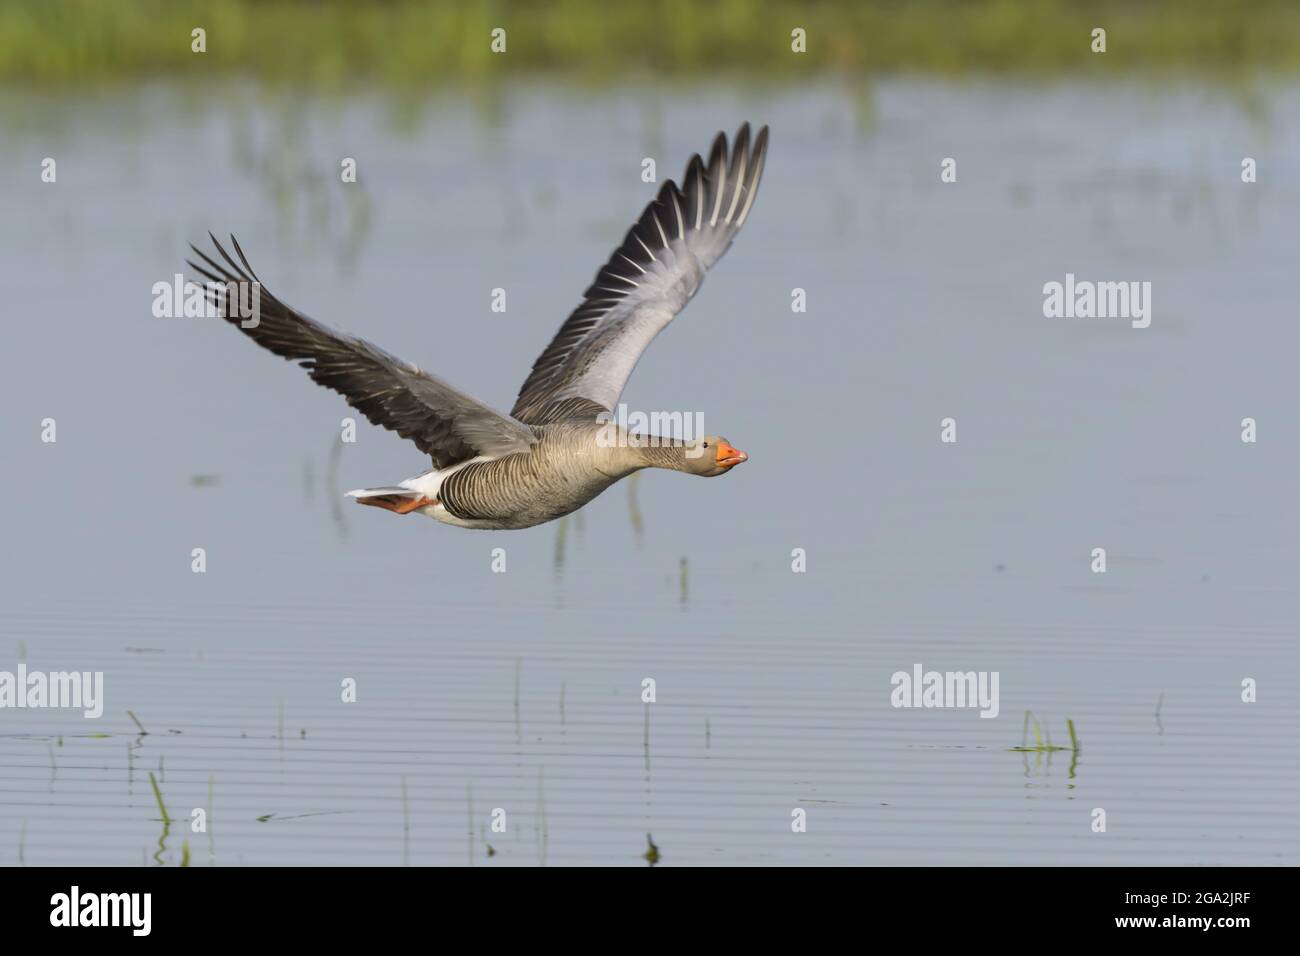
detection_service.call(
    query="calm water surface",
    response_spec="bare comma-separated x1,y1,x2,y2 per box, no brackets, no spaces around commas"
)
2,81,1298,865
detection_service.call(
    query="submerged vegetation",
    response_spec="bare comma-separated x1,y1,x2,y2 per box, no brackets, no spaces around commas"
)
1008,711,1078,754
1009,711,1082,779
148,771,172,865
2,0,1299,87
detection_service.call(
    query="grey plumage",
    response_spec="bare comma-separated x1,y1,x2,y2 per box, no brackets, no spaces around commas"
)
512,122,768,425
187,234,536,470
187,123,767,530
432,426,728,531
439,423,630,529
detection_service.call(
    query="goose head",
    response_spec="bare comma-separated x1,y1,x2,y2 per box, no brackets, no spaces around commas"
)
684,436,748,476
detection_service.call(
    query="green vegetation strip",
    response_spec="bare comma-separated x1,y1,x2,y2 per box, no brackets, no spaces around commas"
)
3,0,1300,86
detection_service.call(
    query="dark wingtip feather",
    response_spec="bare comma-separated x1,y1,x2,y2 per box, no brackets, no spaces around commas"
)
707,130,727,171
726,123,752,188
185,258,216,283
733,122,751,157
208,234,240,276
229,234,262,282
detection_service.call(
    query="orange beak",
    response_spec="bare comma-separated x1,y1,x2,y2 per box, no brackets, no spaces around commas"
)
715,442,749,468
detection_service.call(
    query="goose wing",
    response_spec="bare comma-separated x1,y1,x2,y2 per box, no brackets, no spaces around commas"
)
187,234,536,470
511,123,769,425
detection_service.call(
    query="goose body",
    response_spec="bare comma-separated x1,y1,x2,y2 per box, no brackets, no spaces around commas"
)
187,124,767,531
391,423,654,530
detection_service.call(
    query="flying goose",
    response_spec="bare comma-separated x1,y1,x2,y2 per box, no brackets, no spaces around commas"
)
187,123,768,530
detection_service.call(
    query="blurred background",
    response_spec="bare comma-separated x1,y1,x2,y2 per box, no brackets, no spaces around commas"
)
2,1,1299,867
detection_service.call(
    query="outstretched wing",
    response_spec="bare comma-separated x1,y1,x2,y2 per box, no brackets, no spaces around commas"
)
187,234,536,470
511,123,769,425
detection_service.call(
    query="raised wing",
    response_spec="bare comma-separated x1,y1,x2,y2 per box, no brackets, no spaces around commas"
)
511,123,768,425
187,234,536,470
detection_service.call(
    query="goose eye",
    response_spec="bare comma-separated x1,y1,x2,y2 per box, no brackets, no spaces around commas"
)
702,442,709,448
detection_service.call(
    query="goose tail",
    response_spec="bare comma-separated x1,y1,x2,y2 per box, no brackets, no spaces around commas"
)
346,486,435,515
